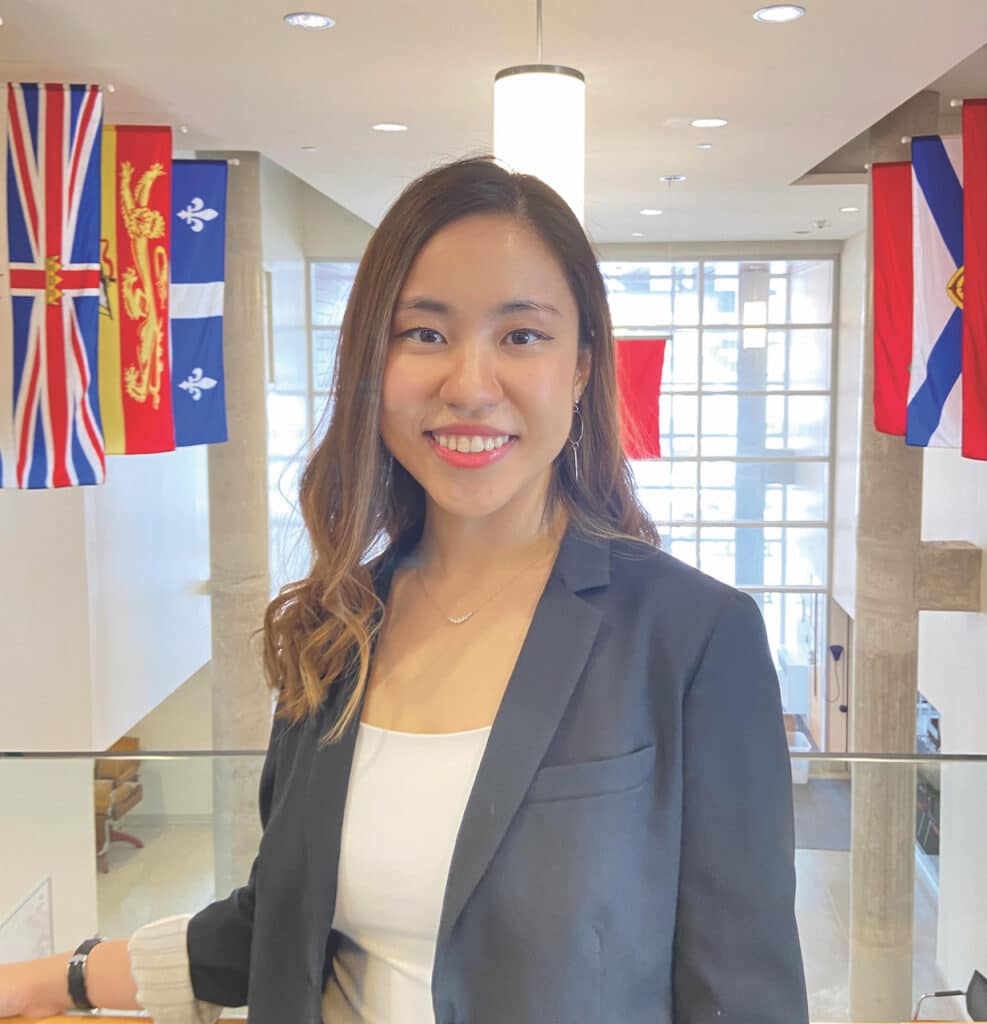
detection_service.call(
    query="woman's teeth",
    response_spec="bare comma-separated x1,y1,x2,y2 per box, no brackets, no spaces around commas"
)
432,433,512,453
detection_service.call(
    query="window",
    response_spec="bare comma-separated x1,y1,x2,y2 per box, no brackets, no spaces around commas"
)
602,259,833,711
267,262,358,592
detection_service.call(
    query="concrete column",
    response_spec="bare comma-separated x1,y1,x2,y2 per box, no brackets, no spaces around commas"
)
200,150,272,896
848,92,938,1021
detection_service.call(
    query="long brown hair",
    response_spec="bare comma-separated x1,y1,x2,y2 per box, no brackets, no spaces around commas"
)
263,156,659,741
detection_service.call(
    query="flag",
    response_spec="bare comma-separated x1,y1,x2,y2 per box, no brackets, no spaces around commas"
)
99,124,175,454
615,337,666,459
871,162,913,436
0,82,104,489
908,134,964,448
170,159,228,446
962,100,987,460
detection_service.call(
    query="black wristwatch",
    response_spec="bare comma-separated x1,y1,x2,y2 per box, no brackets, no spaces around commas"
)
67,935,103,1012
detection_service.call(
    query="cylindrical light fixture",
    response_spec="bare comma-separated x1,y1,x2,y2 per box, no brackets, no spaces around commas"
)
493,63,585,222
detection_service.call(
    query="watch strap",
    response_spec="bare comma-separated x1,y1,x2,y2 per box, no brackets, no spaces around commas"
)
68,935,103,1012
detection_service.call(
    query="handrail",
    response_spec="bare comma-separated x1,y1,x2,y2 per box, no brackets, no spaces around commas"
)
3,749,987,763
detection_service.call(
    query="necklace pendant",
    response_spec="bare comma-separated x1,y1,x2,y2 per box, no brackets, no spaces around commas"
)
447,611,474,625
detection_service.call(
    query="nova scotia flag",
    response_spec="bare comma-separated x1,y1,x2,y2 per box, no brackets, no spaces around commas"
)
170,159,228,446
908,135,964,448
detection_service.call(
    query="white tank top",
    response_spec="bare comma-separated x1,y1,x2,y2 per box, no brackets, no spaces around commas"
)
321,721,492,1024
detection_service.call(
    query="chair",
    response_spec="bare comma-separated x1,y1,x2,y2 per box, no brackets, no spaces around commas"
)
913,969,987,1019
94,735,144,873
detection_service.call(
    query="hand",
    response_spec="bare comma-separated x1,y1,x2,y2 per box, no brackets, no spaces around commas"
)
0,958,69,1019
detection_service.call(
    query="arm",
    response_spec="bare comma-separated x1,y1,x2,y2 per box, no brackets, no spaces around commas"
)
672,591,809,1024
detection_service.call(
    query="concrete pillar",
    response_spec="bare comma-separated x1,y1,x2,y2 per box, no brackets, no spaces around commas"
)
200,151,272,896
848,92,938,1021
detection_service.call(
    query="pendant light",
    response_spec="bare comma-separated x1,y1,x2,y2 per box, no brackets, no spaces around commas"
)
493,0,585,222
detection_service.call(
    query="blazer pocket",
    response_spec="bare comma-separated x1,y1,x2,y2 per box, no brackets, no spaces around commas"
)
526,743,656,802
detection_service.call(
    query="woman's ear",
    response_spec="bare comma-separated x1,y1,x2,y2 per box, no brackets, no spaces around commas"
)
575,349,592,403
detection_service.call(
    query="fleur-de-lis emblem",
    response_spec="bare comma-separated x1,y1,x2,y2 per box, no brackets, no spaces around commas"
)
179,367,218,401
177,196,219,233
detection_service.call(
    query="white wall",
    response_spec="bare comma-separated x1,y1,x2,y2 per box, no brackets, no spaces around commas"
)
0,415,211,955
0,761,99,956
0,488,92,750
831,230,866,617
86,448,211,750
918,447,987,990
130,662,214,819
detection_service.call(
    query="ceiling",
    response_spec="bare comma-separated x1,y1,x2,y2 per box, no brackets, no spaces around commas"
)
3,0,987,243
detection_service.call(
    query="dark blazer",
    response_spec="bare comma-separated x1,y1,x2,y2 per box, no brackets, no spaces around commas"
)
187,527,809,1024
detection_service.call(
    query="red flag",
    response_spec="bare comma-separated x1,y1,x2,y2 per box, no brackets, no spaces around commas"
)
962,99,987,460
615,337,666,459
98,125,176,454
872,161,912,436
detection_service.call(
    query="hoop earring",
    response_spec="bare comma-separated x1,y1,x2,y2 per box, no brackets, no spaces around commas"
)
568,403,584,483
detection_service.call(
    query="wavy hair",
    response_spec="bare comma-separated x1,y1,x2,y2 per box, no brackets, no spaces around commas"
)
263,156,659,742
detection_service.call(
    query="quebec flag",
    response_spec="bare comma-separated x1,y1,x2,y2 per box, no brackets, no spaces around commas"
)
170,159,229,446
908,135,964,448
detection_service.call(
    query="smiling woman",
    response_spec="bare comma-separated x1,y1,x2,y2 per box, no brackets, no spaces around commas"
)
0,157,807,1024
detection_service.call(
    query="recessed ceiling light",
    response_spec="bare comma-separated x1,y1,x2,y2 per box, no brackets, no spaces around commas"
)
793,229,812,235
178,125,189,134
640,209,663,216
660,174,687,183
283,11,336,29
372,122,408,132
631,232,645,237
105,83,116,93
696,143,714,150
301,145,318,151
691,118,728,129
840,206,861,213
754,4,806,22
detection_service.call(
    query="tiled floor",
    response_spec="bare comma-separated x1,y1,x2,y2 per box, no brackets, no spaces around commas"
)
97,818,965,1023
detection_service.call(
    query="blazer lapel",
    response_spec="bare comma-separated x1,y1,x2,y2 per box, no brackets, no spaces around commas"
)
436,529,611,949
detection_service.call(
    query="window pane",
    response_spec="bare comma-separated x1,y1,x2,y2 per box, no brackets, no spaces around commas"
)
662,330,698,392
657,526,697,568
701,395,829,456
311,262,357,327
698,526,827,587
787,329,832,391
700,461,829,522
788,260,833,324
768,277,788,323
633,459,697,524
703,274,739,325
267,392,308,458
313,328,340,392
660,394,698,457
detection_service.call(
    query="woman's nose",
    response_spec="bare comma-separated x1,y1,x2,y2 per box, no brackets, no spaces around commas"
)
438,342,504,411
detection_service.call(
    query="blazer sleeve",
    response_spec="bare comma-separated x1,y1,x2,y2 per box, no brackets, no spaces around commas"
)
672,590,809,1024
185,707,284,1007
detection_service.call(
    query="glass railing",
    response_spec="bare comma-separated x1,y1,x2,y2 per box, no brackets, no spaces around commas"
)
2,750,986,1023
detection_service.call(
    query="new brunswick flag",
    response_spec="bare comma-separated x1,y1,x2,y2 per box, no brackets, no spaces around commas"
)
98,125,175,453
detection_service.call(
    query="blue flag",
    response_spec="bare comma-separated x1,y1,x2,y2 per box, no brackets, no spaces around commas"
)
170,160,228,446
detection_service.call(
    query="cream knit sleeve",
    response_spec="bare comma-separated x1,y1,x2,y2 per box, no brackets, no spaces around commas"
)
127,914,224,1024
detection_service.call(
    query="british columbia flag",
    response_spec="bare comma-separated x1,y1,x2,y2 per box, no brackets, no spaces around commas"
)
0,82,104,488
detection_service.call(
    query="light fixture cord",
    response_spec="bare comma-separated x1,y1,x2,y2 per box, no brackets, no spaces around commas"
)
536,0,543,63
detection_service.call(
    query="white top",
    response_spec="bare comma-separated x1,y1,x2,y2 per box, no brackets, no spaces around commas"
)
321,722,491,1024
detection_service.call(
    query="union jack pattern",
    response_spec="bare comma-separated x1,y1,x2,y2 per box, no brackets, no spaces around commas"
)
0,82,105,488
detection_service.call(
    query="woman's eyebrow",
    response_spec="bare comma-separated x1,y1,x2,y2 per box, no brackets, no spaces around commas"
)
395,296,562,317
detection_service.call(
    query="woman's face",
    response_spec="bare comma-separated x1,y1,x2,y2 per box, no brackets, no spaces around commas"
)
381,213,588,524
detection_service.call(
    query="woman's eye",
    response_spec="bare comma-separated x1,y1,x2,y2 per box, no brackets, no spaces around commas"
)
402,327,444,344
506,328,547,346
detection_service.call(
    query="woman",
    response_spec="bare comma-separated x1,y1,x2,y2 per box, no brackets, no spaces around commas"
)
0,156,808,1023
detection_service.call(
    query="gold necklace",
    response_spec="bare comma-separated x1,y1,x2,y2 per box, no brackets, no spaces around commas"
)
415,548,556,625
